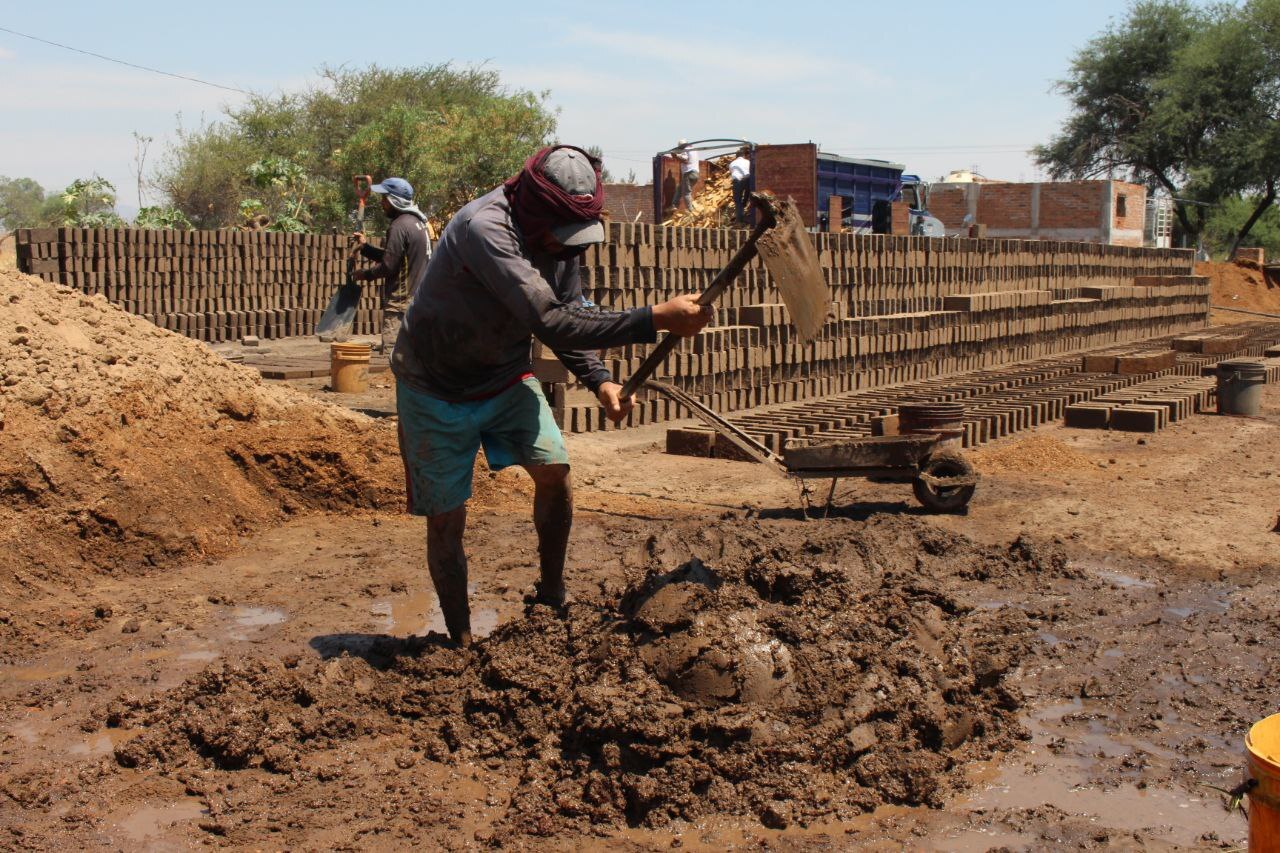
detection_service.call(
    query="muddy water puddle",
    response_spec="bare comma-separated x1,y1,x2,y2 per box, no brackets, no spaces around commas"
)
105,797,208,846
957,698,1245,848
370,583,499,638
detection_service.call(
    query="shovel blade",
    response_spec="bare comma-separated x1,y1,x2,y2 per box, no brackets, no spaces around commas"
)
756,197,828,343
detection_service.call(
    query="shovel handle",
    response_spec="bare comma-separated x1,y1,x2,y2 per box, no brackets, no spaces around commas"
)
618,215,772,400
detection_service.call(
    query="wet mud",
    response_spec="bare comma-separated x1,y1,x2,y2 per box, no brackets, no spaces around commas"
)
105,517,1050,840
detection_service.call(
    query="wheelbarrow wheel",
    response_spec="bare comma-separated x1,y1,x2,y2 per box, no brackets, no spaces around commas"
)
913,451,976,513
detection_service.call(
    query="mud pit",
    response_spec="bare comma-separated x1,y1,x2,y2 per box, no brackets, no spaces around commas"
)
104,518,1046,840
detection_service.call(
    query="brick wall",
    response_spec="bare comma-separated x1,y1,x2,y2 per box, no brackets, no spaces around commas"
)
928,185,971,231
1038,181,1103,230
977,184,1035,229
1111,182,1147,247
603,183,655,225
753,144,818,227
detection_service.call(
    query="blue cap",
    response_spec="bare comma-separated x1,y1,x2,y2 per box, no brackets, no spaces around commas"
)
370,177,414,201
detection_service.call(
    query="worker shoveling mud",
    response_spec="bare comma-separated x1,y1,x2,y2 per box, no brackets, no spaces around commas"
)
107,516,1059,841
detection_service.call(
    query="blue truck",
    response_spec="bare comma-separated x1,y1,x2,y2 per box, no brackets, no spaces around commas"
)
814,151,944,236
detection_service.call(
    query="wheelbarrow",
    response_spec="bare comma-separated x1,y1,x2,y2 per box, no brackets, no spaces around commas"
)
647,381,978,514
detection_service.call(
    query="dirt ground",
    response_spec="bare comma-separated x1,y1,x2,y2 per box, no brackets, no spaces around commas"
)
2,270,1278,849
1200,258,1280,324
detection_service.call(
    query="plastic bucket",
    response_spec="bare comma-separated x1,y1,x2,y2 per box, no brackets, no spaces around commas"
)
899,402,966,448
1217,359,1267,416
330,342,371,394
1246,714,1280,851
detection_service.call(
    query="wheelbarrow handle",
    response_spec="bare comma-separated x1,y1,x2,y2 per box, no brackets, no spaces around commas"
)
619,209,774,400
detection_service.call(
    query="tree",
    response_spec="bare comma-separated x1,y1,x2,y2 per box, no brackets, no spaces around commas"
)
1158,0,1280,253
585,146,614,183
1204,194,1280,258
42,177,125,228
157,64,557,232
1037,0,1280,249
1035,1,1214,239
0,176,46,232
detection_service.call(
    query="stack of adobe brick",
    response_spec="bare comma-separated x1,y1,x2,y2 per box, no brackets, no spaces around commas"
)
553,223,1204,432
14,227,370,342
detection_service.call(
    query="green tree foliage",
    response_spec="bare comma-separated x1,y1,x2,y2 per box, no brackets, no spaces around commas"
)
43,177,125,228
157,64,557,232
1205,195,1280,258
0,176,47,231
1035,1,1213,236
1037,0,1280,249
134,205,194,230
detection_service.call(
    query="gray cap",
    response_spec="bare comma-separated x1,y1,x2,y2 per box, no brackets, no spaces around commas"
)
543,148,605,247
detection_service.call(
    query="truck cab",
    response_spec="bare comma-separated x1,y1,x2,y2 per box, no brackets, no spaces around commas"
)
899,175,945,237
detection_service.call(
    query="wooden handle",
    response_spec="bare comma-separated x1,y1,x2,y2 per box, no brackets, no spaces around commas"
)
618,216,772,399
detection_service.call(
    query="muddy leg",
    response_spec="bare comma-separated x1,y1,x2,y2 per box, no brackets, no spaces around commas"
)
426,505,471,646
524,463,571,606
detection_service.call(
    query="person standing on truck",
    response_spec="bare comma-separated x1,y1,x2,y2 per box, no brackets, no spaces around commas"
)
351,177,433,354
729,147,752,224
673,140,700,212
391,145,714,647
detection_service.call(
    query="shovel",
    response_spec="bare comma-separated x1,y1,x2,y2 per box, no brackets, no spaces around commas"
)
317,174,373,340
618,192,828,399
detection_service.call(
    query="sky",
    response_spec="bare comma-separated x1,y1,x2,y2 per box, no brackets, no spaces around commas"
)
0,1,1141,218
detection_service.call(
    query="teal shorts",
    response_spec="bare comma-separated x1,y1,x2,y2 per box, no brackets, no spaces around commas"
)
396,377,570,516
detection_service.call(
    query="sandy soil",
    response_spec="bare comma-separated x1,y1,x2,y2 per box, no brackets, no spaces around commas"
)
1201,259,1280,324
2,279,1277,849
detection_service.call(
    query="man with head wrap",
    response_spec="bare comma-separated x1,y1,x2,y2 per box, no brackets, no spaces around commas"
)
391,145,712,646
351,177,433,353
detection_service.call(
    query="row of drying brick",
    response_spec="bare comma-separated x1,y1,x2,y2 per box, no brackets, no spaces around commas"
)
1065,353,1280,432
15,227,377,342
660,322,1280,457
550,287,1209,433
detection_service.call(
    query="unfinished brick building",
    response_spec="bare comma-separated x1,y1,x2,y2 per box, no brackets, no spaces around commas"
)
928,180,1148,246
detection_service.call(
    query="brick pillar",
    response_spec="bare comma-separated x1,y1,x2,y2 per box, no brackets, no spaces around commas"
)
827,196,843,233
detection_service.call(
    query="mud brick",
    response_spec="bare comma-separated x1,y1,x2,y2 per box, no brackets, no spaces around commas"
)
1064,403,1113,429
1082,354,1119,373
712,438,762,463
1115,350,1176,374
1110,405,1165,432
1201,335,1247,355
666,427,716,457
870,414,899,436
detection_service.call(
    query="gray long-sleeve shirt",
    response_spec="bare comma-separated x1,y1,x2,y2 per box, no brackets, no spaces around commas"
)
358,212,432,312
391,187,656,401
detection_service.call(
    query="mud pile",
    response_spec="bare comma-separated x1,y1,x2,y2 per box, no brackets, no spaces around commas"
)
110,517,1046,839
0,270,404,603
1200,259,1280,315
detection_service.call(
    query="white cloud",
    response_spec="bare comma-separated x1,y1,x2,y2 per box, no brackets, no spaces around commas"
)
0,47,14,61
566,26,889,90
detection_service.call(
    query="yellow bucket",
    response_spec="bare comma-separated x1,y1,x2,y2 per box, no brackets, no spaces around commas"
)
1247,713,1280,851
330,342,371,394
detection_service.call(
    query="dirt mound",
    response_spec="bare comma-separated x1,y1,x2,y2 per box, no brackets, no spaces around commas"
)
0,271,405,607
109,516,1045,839
1199,259,1280,316
974,434,1098,475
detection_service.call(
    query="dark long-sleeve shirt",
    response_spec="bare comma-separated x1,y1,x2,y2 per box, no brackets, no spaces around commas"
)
391,187,656,401
358,212,432,311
